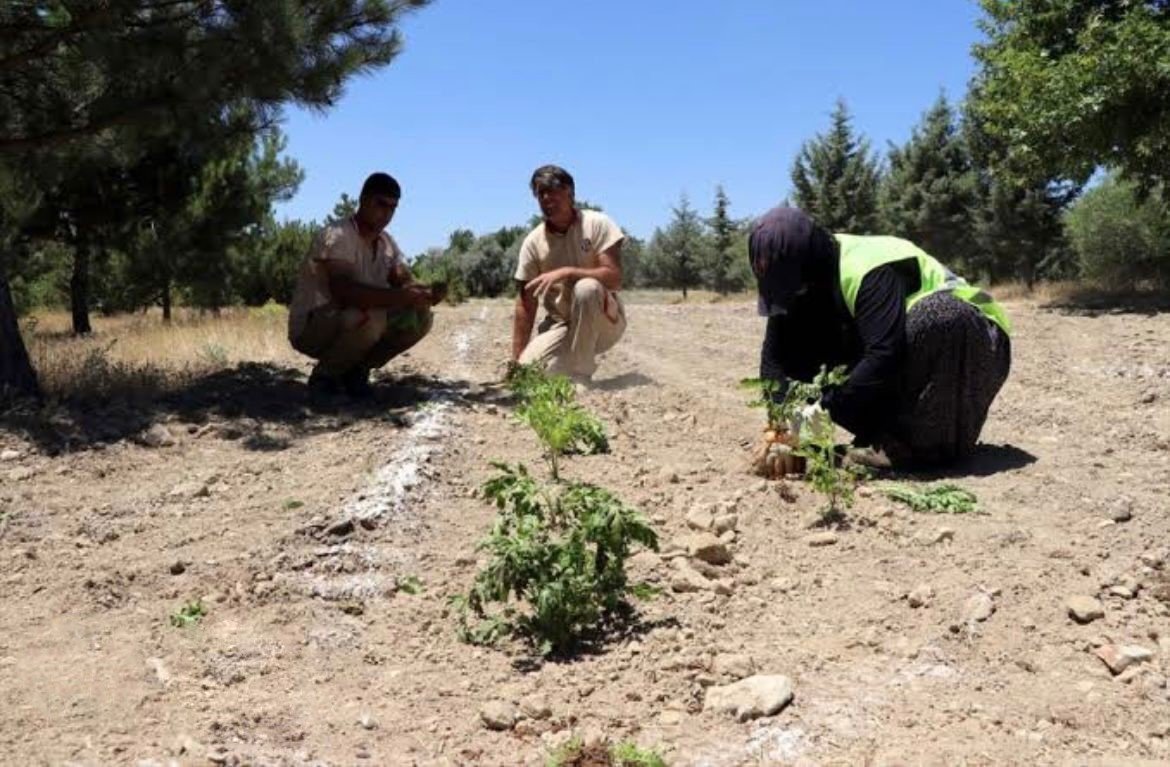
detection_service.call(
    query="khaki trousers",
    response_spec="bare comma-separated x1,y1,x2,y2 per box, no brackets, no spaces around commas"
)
291,306,433,376
519,278,626,377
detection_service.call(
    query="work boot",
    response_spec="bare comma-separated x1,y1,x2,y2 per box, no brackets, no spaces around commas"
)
307,365,343,405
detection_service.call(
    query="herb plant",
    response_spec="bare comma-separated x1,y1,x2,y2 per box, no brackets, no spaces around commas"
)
453,462,658,656
881,483,980,514
169,600,207,628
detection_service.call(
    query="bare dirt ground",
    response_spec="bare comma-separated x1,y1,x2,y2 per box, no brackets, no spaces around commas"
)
2,294,1169,766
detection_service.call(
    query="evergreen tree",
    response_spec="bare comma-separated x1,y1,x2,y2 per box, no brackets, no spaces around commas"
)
704,185,737,294
880,94,979,269
649,195,708,299
791,99,883,233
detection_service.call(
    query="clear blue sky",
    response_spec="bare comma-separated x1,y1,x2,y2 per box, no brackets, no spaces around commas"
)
277,0,985,257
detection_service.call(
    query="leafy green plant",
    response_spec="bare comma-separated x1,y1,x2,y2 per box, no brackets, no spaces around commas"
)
610,741,668,767
546,737,668,767
881,483,981,514
396,575,424,594
169,600,207,628
453,462,658,656
508,364,608,479
282,499,304,510
741,365,846,432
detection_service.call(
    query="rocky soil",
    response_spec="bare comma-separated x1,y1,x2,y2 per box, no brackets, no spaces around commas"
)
2,295,1169,766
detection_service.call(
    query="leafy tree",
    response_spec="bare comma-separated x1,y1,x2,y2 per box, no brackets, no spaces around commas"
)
970,175,1073,286
791,99,883,233
1065,174,1170,289
970,0,1170,195
880,94,979,270
0,0,432,402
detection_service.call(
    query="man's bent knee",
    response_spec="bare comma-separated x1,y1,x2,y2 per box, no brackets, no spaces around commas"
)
572,277,605,304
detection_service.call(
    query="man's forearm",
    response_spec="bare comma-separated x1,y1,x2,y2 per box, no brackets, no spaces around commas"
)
512,301,537,360
330,277,423,312
563,265,621,291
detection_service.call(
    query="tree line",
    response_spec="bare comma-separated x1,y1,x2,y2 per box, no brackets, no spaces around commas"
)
3,0,1169,403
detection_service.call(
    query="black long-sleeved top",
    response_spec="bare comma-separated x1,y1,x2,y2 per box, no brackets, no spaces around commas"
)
760,261,917,443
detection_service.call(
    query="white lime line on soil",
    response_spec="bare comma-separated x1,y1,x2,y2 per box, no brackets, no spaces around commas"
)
303,306,489,600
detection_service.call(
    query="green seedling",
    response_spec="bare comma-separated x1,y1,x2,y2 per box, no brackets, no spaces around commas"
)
629,582,663,601
611,742,668,767
282,499,304,510
546,737,668,767
454,462,657,656
882,483,981,514
396,575,424,594
508,364,608,479
169,599,207,628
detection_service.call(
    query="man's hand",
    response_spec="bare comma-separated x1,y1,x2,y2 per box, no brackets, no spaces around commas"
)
401,284,435,310
524,267,570,299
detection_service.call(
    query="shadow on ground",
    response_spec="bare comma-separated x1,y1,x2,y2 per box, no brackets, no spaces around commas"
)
591,372,657,392
920,443,1039,480
1042,287,1170,317
1,362,489,455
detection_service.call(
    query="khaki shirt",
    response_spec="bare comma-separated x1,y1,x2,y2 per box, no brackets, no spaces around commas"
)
514,209,624,323
288,217,404,340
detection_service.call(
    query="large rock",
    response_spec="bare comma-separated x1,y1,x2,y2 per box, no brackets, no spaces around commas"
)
1066,595,1105,624
684,533,732,565
705,674,794,721
479,700,518,731
671,560,712,593
686,506,715,531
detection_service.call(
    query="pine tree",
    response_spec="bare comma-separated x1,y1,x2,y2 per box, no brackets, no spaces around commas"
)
880,94,978,270
791,99,883,233
705,185,737,294
652,195,708,299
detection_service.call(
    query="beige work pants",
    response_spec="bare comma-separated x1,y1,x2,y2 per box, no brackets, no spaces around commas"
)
519,278,626,378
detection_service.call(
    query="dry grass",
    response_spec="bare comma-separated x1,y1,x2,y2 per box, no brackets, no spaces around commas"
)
22,304,294,403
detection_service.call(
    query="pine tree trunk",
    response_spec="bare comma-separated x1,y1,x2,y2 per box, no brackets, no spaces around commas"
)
0,273,41,404
161,281,172,322
70,246,92,335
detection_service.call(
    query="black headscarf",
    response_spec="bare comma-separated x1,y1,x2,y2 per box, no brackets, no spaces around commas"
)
748,207,839,317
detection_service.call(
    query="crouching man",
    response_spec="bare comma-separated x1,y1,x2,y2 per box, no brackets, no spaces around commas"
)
288,172,444,398
511,164,626,381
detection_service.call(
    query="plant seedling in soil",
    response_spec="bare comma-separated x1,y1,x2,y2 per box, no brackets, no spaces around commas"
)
282,499,304,510
742,365,848,479
396,575,424,594
452,462,658,657
881,483,981,514
546,737,668,767
508,364,608,479
169,600,206,628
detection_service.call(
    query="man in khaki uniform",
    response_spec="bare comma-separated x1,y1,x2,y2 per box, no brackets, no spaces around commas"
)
288,172,444,398
512,165,627,380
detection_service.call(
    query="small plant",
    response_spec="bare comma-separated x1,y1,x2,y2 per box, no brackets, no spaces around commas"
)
546,737,668,767
169,599,207,628
197,342,229,367
881,483,981,514
453,462,658,656
282,499,304,510
396,575,424,594
508,364,608,479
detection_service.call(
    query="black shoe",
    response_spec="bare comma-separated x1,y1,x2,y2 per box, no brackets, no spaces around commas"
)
342,367,374,399
308,365,341,394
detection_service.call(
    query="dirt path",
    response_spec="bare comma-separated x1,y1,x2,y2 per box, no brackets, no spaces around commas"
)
1,297,1168,766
